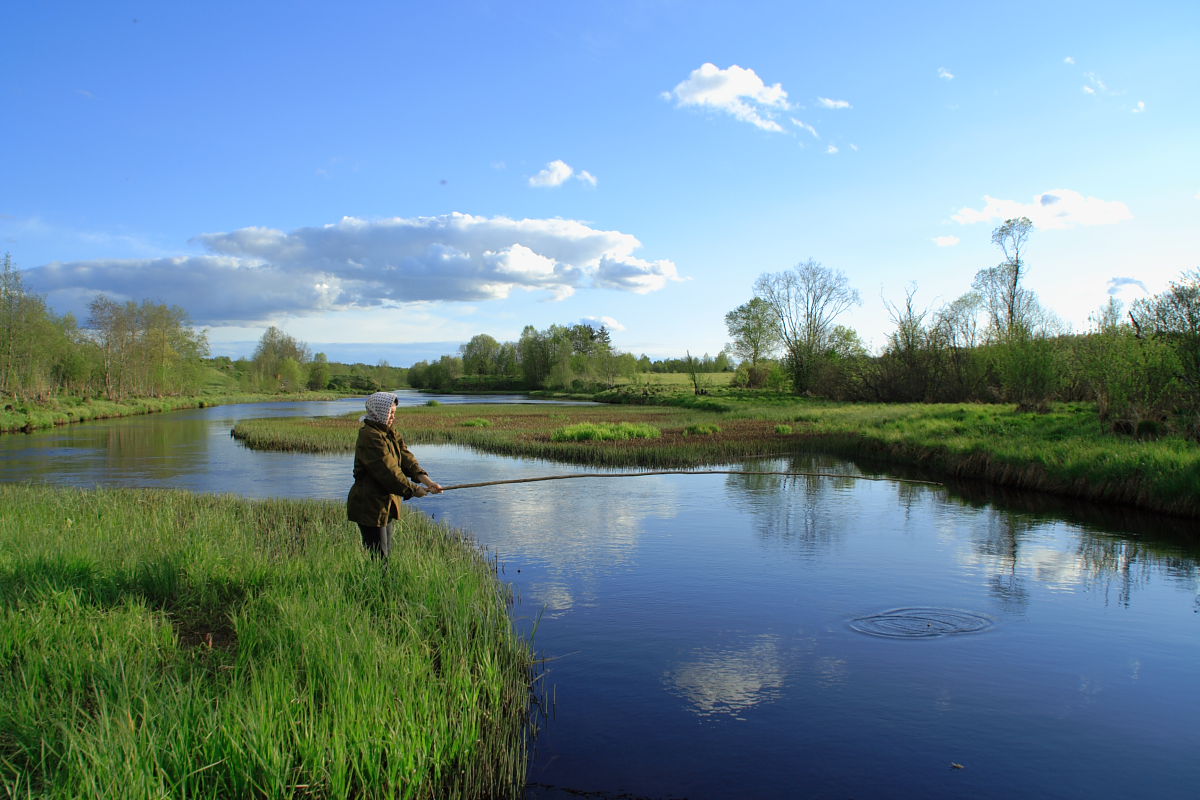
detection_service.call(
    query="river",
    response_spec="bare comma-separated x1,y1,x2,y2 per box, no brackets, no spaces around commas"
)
2,392,1198,799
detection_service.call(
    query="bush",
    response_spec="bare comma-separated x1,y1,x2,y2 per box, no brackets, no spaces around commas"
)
684,423,721,436
551,422,661,442
426,399,442,407
460,418,492,427
775,424,793,434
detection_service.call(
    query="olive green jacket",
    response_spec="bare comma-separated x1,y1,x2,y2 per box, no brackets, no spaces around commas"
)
346,419,428,526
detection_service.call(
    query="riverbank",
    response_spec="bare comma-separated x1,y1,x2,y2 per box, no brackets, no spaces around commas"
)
231,398,1200,518
0,391,356,434
0,485,533,799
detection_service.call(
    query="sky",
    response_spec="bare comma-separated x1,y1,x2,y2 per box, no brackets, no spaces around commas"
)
3,0,1198,365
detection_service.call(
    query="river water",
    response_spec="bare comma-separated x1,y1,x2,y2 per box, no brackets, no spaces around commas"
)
3,393,1198,799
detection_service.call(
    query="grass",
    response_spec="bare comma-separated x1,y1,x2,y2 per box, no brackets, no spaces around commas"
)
0,485,532,799
550,422,661,442
0,391,352,434
231,397,1200,518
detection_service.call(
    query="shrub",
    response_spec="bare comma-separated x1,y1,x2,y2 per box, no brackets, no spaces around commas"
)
460,418,492,427
775,424,793,434
550,422,662,442
684,423,722,436
426,399,442,407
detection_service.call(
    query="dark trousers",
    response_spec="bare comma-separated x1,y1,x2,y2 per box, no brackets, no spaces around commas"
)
357,522,393,559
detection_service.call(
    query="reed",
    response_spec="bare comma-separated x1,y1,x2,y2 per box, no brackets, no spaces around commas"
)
0,485,532,799
231,399,1200,517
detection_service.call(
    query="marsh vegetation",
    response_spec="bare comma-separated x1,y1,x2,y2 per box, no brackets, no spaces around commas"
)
0,485,532,799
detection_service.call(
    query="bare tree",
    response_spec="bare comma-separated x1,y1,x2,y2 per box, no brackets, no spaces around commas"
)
754,259,861,393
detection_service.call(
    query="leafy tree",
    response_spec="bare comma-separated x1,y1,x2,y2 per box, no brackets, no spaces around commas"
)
753,259,862,394
724,297,781,371
460,333,501,375
307,352,331,390
252,326,310,391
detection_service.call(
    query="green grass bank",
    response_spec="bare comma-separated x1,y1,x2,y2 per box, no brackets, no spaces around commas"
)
0,391,353,434
232,398,1200,518
0,485,532,799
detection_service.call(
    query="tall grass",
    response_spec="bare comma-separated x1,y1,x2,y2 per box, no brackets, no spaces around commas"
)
0,485,532,799
231,400,1200,517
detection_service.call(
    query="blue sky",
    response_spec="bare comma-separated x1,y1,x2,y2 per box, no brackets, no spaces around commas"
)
4,0,1197,364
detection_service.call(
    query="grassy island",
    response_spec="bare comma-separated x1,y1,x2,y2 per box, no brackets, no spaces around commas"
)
231,395,1200,518
0,485,532,799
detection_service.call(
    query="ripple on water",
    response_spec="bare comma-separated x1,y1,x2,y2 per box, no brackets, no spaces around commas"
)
848,607,994,639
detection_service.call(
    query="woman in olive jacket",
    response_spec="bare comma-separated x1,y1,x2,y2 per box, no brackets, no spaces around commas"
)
346,392,442,558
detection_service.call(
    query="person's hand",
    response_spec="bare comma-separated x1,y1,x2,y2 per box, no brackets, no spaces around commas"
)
426,480,444,494
410,484,428,498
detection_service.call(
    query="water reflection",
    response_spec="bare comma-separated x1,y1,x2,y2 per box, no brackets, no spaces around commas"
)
664,634,787,720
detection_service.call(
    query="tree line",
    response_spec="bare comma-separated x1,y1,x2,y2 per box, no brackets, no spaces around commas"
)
731,219,1200,438
1,254,406,403
406,323,730,393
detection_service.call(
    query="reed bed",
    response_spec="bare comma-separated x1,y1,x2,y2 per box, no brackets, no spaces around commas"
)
0,485,532,799
231,400,1200,517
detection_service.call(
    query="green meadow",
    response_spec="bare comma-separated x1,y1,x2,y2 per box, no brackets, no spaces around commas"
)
0,485,532,799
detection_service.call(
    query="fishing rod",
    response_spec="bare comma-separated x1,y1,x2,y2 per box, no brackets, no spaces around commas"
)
433,469,943,492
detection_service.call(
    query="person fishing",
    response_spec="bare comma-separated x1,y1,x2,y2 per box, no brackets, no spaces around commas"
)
346,391,442,559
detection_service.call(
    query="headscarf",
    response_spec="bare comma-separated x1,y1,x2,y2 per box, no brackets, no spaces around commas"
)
363,392,398,425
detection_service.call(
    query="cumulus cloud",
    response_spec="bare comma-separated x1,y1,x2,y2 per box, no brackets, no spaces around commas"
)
952,189,1133,230
580,315,625,332
937,67,954,80
529,160,597,188
22,214,681,325
1064,56,1076,65
1107,277,1148,296
1131,100,1146,113
666,63,789,132
825,144,839,155
933,235,961,247
817,97,851,109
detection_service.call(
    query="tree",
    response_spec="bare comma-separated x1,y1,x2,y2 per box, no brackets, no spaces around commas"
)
973,217,1036,337
724,297,781,368
252,326,310,391
460,333,501,375
307,352,331,390
753,259,862,394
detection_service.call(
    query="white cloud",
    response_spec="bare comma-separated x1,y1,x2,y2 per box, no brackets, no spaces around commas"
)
667,63,789,132
790,118,819,138
1064,56,1076,65
529,160,572,187
937,67,954,80
826,144,839,155
817,97,851,109
1082,86,1096,95
23,214,682,324
528,160,597,188
933,235,960,247
952,189,1133,230
580,315,625,332
1131,100,1146,113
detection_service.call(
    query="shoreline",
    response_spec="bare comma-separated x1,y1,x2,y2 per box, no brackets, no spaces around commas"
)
232,398,1200,520
0,391,359,434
